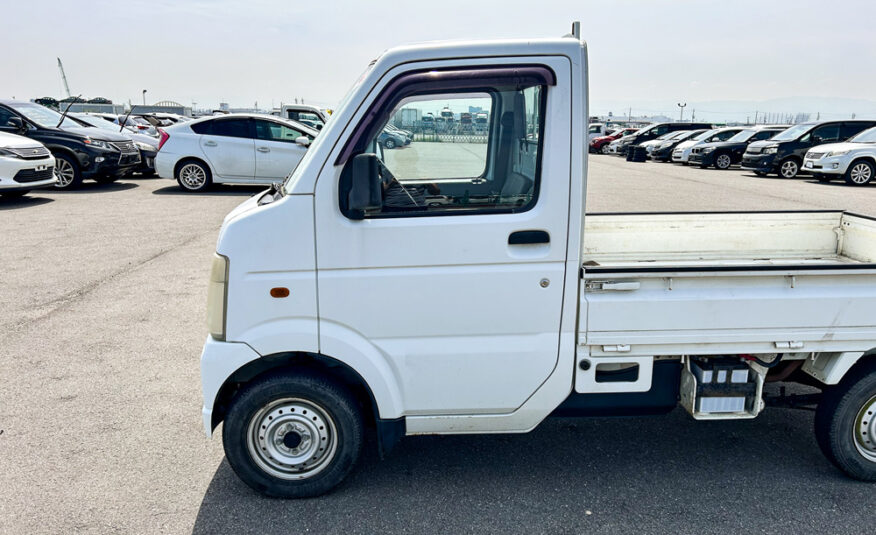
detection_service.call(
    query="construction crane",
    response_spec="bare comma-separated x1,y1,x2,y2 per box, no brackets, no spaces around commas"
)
57,57,71,98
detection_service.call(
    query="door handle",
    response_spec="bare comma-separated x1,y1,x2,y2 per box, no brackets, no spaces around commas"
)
204,141,217,147
509,230,550,245
257,147,270,153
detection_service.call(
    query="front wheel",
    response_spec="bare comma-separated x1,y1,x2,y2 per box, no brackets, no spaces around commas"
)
815,361,876,481
779,158,800,178
53,153,83,189
715,153,732,170
383,139,396,149
223,371,364,498
601,144,610,155
844,160,874,186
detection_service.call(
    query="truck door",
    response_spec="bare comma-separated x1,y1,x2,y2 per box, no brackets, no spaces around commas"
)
314,60,572,415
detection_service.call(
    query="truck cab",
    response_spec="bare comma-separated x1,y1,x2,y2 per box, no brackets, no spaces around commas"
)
200,28,876,498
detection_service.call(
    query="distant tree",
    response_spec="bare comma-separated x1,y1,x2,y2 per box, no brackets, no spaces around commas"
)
87,97,112,104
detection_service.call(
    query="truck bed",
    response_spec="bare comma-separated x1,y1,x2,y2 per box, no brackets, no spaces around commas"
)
579,211,876,358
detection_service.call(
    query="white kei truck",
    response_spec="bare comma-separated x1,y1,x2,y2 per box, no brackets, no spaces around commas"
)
200,24,876,497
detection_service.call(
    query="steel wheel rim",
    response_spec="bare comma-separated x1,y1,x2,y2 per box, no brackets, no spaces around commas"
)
54,158,75,187
246,397,338,480
781,160,798,178
601,145,609,154
854,395,876,462
179,164,206,189
716,154,731,169
850,163,872,184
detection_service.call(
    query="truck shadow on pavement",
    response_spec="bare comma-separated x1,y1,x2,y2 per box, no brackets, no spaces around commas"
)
191,403,868,535
152,185,266,197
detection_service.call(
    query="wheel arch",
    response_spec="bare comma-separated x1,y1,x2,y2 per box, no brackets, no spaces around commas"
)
174,156,213,179
803,348,876,386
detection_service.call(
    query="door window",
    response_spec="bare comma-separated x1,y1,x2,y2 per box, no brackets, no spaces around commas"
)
195,118,252,138
752,130,777,141
804,124,840,144
340,80,547,217
254,120,312,143
0,106,15,129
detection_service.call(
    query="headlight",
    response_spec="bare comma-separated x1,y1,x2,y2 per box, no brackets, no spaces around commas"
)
207,253,229,341
827,150,850,157
83,138,110,149
135,141,157,151
0,148,21,158
763,146,779,154
702,147,715,153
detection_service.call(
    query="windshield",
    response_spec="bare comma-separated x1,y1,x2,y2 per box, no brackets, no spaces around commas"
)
10,102,80,129
770,124,812,142
727,129,757,143
692,129,719,141
850,127,876,143
72,114,120,132
283,60,375,193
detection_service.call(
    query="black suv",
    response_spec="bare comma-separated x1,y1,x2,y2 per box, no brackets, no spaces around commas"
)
741,120,876,178
0,100,141,188
617,122,712,156
689,126,786,169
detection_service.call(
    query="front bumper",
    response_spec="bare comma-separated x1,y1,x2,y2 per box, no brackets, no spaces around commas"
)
803,156,848,175
651,147,673,160
740,152,777,173
671,148,691,163
137,149,157,174
200,336,261,437
79,148,142,179
0,155,57,191
689,151,716,166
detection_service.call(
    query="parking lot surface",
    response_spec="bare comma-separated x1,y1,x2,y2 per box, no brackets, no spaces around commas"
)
1,158,874,535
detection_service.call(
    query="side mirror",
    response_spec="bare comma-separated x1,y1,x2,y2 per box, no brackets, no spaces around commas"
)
347,153,382,219
7,116,25,133
295,136,311,147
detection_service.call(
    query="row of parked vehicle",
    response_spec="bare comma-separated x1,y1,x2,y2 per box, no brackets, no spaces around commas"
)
589,120,876,185
0,96,421,197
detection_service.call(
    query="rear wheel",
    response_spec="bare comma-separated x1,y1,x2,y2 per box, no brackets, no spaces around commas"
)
779,158,800,178
844,160,874,186
53,153,82,189
715,153,732,170
176,160,212,192
815,361,876,481
223,371,364,498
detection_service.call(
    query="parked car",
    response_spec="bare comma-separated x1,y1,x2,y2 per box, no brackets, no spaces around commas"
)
590,127,637,154
804,126,876,185
689,126,786,169
385,124,412,144
378,129,406,149
70,113,159,176
280,105,328,130
91,113,159,137
650,129,707,162
671,127,744,164
742,120,876,178
640,130,693,158
0,131,56,198
154,113,317,192
588,122,613,142
616,122,712,156
0,99,141,188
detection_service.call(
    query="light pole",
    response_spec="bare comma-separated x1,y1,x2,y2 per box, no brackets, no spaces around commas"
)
142,89,147,106
677,102,687,122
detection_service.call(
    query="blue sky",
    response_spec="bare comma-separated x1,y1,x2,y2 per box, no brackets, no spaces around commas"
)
3,0,875,120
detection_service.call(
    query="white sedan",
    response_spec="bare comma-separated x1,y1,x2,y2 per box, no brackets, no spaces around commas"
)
0,131,56,198
155,113,317,192
804,126,876,186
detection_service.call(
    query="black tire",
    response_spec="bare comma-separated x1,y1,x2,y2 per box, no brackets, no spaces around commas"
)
383,138,396,149
843,159,875,186
601,144,610,155
1,190,29,199
53,153,83,189
175,159,212,192
778,158,800,179
714,153,732,170
814,360,876,481
93,175,120,185
222,370,364,498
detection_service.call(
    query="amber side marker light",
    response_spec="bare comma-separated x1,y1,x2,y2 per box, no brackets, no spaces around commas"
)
270,287,290,298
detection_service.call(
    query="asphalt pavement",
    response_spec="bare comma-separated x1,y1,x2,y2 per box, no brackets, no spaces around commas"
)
1,157,874,534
